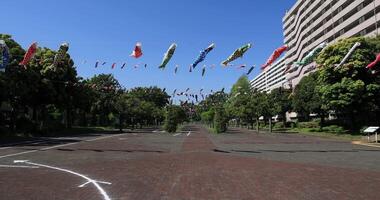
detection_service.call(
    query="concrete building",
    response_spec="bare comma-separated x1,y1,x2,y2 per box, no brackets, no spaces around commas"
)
251,0,380,91
250,57,286,92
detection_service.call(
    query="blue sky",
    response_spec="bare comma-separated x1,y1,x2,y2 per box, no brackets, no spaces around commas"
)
1,0,295,96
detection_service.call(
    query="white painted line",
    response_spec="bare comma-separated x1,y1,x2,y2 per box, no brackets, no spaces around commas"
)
0,150,39,159
0,164,39,169
14,160,112,200
0,134,124,159
79,180,111,188
86,134,123,142
354,143,380,148
173,133,182,137
187,131,191,136
0,140,46,150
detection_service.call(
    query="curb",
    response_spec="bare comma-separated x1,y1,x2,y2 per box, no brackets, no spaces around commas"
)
352,141,380,148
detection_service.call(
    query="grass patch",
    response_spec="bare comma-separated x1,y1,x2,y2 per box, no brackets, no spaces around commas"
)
200,124,217,134
287,127,362,141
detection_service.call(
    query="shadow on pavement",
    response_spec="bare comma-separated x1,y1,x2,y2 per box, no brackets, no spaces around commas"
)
56,148,166,153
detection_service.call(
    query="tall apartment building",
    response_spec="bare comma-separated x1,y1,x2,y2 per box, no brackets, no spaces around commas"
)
250,57,286,92
251,0,380,91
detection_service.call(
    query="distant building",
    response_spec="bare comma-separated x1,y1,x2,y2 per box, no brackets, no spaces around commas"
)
250,57,286,92
251,0,380,91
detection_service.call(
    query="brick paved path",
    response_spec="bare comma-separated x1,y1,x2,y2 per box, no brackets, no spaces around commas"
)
0,124,380,199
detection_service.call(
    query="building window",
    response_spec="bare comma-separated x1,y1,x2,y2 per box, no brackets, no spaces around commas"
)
337,6,342,13
360,29,367,36
339,18,344,24
357,3,364,12
340,29,345,36
359,16,365,24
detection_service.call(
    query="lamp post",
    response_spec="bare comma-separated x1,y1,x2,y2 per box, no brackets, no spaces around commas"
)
373,0,379,36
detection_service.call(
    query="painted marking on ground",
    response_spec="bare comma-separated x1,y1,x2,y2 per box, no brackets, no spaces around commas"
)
352,141,380,148
79,180,111,188
0,134,124,159
173,133,182,137
187,131,191,136
14,160,112,200
0,140,47,150
86,134,123,142
0,164,39,169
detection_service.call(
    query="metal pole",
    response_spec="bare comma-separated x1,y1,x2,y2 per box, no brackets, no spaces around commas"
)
374,0,379,36
265,70,268,92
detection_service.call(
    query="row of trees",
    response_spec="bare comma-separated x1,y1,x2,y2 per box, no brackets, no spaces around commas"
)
197,36,380,133
0,34,189,135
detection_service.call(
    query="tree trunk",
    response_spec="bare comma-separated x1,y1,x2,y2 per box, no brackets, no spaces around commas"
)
65,107,72,129
119,115,123,132
256,117,260,133
319,112,325,130
282,112,287,127
269,117,272,133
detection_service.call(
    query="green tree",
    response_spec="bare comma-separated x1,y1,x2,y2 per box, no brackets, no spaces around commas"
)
226,76,251,126
293,71,326,128
316,36,380,129
87,74,122,126
164,105,187,133
269,87,292,127
214,106,228,133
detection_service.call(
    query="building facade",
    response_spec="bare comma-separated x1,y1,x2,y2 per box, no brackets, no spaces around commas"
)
250,57,286,92
251,0,380,91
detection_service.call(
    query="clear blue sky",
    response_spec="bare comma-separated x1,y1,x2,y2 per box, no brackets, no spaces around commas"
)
1,0,295,96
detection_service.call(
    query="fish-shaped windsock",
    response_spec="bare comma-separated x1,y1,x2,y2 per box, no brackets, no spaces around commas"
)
202,67,206,77
222,43,252,66
295,42,327,66
336,42,361,69
192,43,215,69
174,65,178,74
237,64,247,69
20,42,38,66
367,53,380,69
52,43,69,67
262,45,288,70
246,66,255,75
95,61,99,68
189,65,193,72
121,63,126,69
112,63,116,69
130,42,143,58
0,40,10,71
159,43,177,69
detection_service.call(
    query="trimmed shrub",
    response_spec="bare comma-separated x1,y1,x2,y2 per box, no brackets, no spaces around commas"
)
298,121,319,129
322,125,345,134
214,107,228,133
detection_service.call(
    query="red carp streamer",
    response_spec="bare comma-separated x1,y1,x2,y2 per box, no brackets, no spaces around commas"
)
130,42,143,58
262,45,287,69
20,42,38,66
367,53,380,69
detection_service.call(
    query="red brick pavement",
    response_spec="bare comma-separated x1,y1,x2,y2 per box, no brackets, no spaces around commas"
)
1,125,380,200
